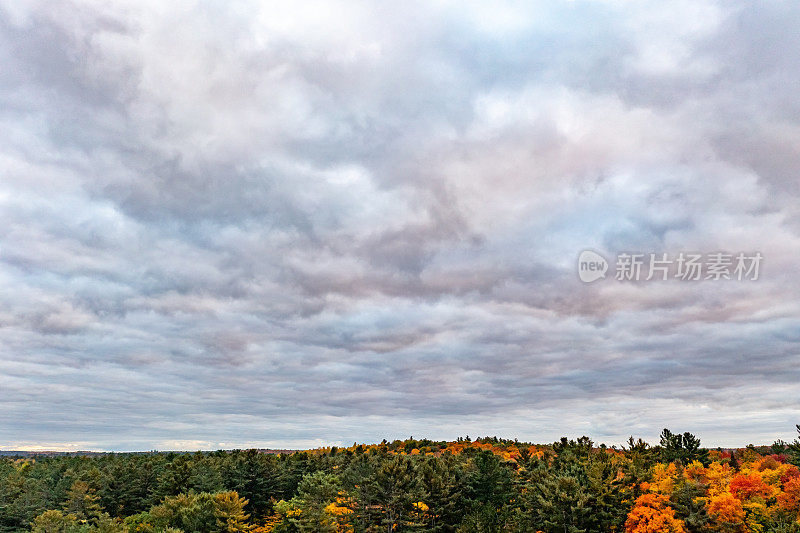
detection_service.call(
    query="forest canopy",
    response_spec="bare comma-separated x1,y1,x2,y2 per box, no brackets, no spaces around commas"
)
2,428,800,532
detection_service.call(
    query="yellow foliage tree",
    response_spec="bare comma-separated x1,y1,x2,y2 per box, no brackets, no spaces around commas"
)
649,463,679,495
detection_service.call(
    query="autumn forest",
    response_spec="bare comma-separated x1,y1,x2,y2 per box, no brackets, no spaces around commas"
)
2,428,800,533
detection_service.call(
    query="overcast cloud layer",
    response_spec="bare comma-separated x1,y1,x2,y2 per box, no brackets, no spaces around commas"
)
1,0,799,451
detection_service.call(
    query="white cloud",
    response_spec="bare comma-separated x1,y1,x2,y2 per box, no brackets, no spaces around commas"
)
0,0,799,450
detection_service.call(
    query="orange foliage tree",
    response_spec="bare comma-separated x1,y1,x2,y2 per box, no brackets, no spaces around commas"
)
625,493,687,533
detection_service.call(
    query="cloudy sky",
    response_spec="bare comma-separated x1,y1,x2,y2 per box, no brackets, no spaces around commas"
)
1,0,799,451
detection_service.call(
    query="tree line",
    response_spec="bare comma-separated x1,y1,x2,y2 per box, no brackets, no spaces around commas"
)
2,428,800,532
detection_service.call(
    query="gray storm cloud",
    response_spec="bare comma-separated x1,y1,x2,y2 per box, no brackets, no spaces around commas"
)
0,0,799,450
